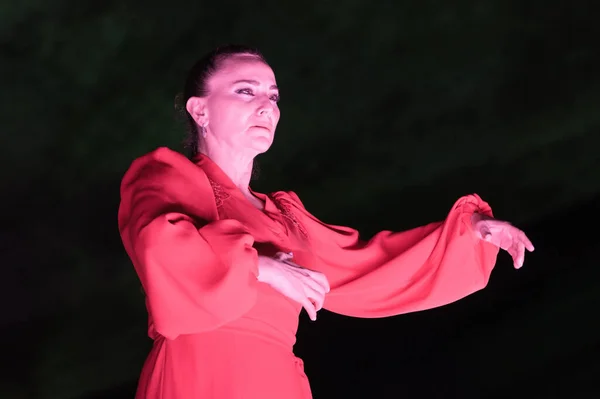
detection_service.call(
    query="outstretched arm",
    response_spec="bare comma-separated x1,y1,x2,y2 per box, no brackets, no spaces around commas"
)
283,193,515,318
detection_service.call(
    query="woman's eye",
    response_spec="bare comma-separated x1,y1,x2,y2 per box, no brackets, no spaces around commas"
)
236,88,254,96
236,87,279,103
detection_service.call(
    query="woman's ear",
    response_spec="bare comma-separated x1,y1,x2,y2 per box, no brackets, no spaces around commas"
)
186,96,207,126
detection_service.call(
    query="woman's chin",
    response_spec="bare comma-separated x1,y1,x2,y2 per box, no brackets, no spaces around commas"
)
248,134,274,153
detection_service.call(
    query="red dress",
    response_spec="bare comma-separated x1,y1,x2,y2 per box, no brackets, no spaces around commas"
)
118,147,499,398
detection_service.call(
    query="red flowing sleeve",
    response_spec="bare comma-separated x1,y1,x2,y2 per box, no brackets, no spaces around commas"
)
285,192,499,318
118,147,259,340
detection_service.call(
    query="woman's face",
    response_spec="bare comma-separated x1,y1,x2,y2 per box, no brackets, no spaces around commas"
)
201,55,281,155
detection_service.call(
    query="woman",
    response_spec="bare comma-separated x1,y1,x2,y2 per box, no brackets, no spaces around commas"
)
118,45,534,398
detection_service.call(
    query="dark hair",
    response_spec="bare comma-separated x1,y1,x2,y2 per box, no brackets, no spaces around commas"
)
177,44,269,159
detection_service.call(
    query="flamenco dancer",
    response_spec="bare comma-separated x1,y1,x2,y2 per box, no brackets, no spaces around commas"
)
118,45,534,398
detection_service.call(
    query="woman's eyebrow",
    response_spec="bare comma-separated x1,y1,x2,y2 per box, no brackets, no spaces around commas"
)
232,79,278,90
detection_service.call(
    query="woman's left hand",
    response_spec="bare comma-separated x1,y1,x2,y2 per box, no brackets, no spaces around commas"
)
471,213,535,269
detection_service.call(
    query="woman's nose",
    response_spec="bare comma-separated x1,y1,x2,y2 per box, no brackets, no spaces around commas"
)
257,99,273,115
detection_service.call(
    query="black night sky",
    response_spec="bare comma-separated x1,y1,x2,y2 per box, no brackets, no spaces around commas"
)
2,1,600,398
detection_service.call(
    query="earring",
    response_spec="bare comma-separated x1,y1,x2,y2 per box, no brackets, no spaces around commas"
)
201,125,207,138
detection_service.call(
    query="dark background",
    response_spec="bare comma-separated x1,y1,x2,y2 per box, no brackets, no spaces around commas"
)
2,1,599,398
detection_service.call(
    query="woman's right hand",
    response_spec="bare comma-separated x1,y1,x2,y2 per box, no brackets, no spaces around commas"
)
257,252,330,321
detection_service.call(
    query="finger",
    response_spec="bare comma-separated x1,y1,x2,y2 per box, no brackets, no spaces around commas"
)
306,272,330,294
301,274,329,298
301,298,317,321
520,232,535,252
304,286,325,311
515,241,525,269
306,270,331,293
508,241,524,269
287,263,311,278
282,259,309,272
507,244,519,269
283,261,330,292
281,259,308,273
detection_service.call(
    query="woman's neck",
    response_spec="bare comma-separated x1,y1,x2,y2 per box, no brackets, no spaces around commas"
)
199,146,261,208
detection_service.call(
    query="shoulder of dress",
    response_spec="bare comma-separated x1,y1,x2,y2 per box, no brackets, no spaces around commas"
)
121,147,210,190
119,147,218,221
124,147,194,175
